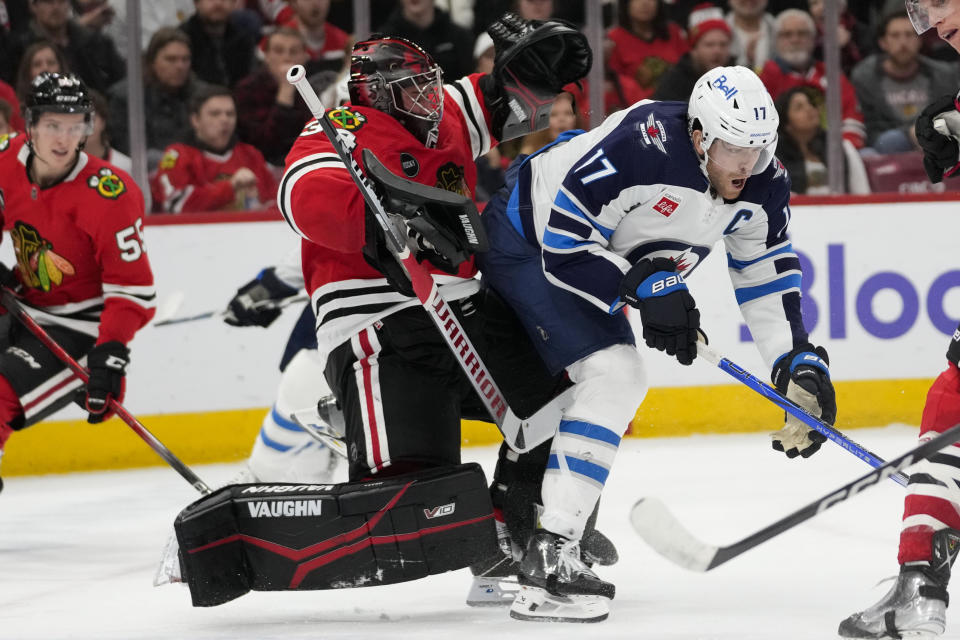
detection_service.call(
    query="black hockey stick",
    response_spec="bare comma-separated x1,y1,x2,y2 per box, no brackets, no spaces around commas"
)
285,64,563,453
153,294,309,327
630,422,960,572
0,288,212,495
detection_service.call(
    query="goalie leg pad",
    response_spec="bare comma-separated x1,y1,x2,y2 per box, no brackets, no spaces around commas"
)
175,462,497,606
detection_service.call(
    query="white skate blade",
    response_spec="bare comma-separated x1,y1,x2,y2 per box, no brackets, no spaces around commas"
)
153,530,183,586
509,584,609,623
465,576,519,607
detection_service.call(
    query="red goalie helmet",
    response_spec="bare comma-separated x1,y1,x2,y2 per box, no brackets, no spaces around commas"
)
348,37,444,148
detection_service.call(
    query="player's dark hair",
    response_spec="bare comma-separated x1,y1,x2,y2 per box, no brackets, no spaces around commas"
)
188,84,234,115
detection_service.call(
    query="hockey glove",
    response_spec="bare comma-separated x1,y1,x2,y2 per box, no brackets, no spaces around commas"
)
618,257,699,365
0,262,19,291
362,204,415,297
84,341,129,424
479,12,592,141
770,344,836,458
224,267,300,328
915,92,960,184
948,321,960,367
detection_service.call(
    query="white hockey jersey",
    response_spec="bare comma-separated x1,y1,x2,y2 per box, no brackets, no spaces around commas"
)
504,100,805,368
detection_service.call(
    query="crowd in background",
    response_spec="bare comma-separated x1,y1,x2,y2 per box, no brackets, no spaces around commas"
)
0,0,957,209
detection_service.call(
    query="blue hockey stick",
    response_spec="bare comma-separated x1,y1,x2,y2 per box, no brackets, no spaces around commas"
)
696,340,909,487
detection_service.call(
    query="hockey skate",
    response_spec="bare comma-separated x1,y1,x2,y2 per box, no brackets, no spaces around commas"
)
839,529,960,639
509,531,615,623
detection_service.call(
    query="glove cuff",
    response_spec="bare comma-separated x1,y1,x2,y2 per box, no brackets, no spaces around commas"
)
772,343,830,387
947,323,960,367
258,267,299,299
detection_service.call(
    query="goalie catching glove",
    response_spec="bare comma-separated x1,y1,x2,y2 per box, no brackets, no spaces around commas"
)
479,12,592,141
770,343,836,458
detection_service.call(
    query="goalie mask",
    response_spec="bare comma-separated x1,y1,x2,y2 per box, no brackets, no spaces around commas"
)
348,37,444,148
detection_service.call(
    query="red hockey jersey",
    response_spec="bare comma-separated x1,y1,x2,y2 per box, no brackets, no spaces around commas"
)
0,133,155,345
151,140,280,214
279,73,496,353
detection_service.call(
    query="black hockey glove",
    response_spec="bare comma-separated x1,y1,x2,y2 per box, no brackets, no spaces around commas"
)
362,204,415,297
0,262,19,291
770,344,836,459
947,321,960,367
479,12,592,141
224,267,300,328
618,257,700,365
915,92,960,184
83,341,129,424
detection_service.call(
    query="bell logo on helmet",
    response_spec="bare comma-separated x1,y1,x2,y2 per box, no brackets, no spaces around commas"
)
712,74,738,100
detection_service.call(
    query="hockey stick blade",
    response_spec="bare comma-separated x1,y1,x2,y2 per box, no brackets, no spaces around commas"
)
631,422,960,572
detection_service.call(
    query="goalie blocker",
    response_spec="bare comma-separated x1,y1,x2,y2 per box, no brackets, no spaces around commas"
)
175,463,497,606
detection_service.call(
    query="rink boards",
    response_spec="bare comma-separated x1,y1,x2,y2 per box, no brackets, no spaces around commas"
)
4,196,956,475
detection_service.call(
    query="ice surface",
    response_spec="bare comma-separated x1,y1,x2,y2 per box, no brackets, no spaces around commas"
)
4,425,958,639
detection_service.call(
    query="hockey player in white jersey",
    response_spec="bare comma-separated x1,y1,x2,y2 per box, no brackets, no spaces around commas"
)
223,246,343,485
477,65,836,622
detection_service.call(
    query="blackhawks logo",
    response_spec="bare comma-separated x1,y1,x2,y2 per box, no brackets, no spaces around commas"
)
88,167,126,199
435,162,469,197
12,221,76,291
159,148,179,170
0,131,17,152
326,108,367,131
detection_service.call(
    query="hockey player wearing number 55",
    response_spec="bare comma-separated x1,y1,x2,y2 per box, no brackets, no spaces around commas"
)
0,72,156,493
477,65,837,621
838,1,960,638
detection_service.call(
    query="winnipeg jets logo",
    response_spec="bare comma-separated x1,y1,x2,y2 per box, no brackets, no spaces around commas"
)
639,113,667,154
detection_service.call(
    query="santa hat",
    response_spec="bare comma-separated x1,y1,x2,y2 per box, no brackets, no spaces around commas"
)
687,3,732,48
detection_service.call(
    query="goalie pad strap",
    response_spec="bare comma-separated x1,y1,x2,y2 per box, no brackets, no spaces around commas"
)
175,463,497,606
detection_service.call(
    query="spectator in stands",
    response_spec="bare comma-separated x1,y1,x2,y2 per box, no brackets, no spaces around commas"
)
102,0,193,59
107,27,209,170
759,8,866,149
377,0,474,81
179,0,256,88
14,39,66,101
774,85,869,195
151,84,278,214
9,0,125,93
84,89,131,172
653,3,733,101
606,0,689,102
725,0,776,72
276,0,351,75
235,27,313,167
0,98,12,136
0,78,24,132
808,0,863,75
851,10,959,155
71,0,115,33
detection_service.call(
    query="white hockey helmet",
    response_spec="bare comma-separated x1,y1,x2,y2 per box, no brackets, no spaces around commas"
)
688,65,778,176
